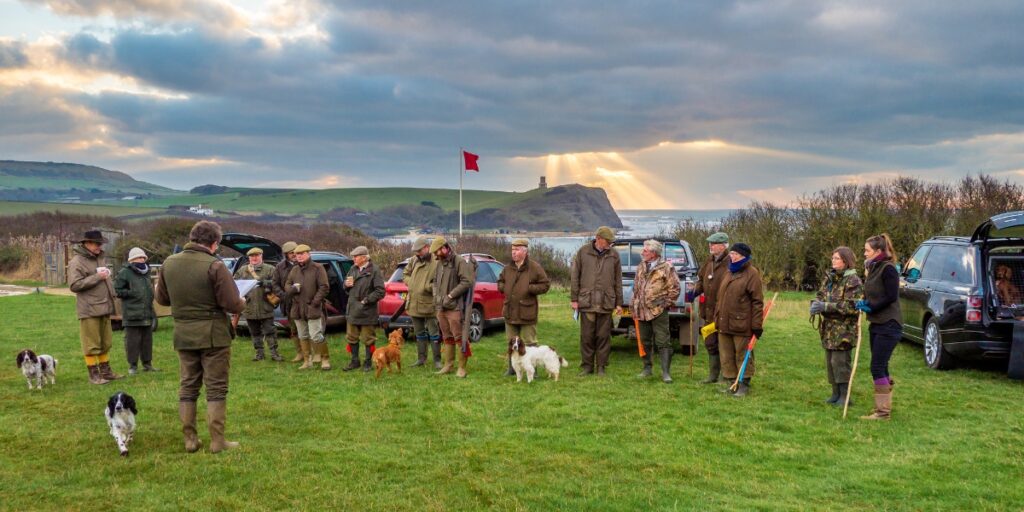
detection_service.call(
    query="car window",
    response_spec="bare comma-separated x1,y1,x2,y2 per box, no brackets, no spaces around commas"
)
663,243,689,267
904,245,930,277
338,260,353,276
388,265,405,283
614,244,631,266
323,260,340,282
486,261,504,280
475,262,496,283
921,245,974,284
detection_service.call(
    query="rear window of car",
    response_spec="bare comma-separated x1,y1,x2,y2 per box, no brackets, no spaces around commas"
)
663,244,689,267
388,265,405,283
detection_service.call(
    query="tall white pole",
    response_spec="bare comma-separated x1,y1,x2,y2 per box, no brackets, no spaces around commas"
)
459,147,463,237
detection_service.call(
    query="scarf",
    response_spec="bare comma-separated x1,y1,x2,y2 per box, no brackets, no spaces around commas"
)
728,256,749,273
865,251,889,270
130,262,149,275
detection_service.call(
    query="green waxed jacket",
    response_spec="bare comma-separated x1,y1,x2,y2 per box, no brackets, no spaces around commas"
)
113,264,154,327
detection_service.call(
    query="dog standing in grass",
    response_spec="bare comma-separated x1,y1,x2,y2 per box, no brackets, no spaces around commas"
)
105,391,137,457
508,336,568,383
16,349,57,390
373,329,405,378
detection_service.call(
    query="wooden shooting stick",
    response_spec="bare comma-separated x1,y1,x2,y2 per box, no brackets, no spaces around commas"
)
842,313,864,419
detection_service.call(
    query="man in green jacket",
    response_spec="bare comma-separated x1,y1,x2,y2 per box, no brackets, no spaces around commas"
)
432,237,475,378
234,247,282,362
113,247,157,375
571,226,623,376
687,232,730,384
156,220,246,453
68,229,120,385
342,246,385,372
497,238,551,376
403,237,441,369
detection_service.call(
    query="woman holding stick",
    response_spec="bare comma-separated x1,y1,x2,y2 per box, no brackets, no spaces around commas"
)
714,243,764,398
855,234,902,420
810,247,862,407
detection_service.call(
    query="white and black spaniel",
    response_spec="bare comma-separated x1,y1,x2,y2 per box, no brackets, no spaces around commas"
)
508,336,568,383
105,391,138,457
15,349,57,390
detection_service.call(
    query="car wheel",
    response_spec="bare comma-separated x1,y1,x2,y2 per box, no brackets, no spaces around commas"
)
469,307,483,343
151,317,159,331
923,318,955,370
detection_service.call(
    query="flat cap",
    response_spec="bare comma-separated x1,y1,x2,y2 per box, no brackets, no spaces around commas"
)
595,226,616,242
246,247,263,256
293,244,311,254
430,237,448,253
350,245,369,257
706,232,729,244
281,241,298,253
411,236,430,252
511,238,529,247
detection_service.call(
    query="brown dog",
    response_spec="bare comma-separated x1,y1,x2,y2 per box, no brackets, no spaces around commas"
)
373,329,405,378
995,264,1022,306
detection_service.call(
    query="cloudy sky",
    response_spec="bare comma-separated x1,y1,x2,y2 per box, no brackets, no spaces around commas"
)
1,1,1022,208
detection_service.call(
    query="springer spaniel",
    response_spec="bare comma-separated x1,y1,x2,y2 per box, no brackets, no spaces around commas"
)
105,391,138,457
507,336,568,383
15,349,57,390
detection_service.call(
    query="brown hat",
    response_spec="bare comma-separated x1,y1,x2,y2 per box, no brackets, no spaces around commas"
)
430,237,448,253
79,230,107,244
511,238,529,247
411,236,430,252
281,241,298,253
595,226,616,242
294,244,311,254
246,247,263,256
350,246,369,257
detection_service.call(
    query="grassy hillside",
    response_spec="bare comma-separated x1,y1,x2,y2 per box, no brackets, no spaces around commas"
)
97,187,550,215
0,200,165,217
0,161,181,195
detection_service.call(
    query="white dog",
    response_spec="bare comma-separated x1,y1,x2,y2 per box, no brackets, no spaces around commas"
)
105,391,138,457
16,349,57,390
507,336,568,383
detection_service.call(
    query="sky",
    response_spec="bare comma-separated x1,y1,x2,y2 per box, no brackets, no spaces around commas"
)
1,1,1022,209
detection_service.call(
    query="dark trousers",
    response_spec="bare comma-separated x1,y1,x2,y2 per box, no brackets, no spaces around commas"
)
248,317,277,349
637,310,672,351
178,346,231,402
825,349,852,384
869,320,902,380
124,325,154,366
580,312,612,370
704,330,720,356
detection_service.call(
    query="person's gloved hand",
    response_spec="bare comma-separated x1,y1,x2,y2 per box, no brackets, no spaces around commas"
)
855,300,872,313
751,328,764,339
809,300,826,315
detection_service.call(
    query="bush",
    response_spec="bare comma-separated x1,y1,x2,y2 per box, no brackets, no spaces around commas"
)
0,244,28,273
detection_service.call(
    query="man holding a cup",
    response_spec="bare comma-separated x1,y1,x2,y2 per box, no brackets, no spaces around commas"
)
342,246,385,372
285,244,330,370
68,229,122,385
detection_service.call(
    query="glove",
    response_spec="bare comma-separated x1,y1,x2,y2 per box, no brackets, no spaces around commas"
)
809,300,826,315
855,300,872,313
751,328,763,339
684,291,696,303
261,279,274,289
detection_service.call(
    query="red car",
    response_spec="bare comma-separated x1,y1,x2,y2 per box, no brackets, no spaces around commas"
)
378,254,506,342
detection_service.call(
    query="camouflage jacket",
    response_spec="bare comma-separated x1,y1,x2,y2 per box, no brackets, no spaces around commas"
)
631,258,681,321
814,269,863,350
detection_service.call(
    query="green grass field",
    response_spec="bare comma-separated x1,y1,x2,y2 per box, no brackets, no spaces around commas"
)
93,187,546,215
1,290,1021,510
0,200,165,217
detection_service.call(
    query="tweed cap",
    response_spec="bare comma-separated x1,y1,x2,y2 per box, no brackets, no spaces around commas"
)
293,244,311,254
411,236,430,252
350,246,369,257
595,226,616,242
281,241,298,253
246,247,263,256
706,232,729,244
430,237,448,253
511,238,529,247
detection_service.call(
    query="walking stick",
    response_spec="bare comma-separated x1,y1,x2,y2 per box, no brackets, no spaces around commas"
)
730,292,779,392
632,315,647,358
842,313,864,419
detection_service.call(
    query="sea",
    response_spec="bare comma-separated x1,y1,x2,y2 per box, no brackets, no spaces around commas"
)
380,209,733,260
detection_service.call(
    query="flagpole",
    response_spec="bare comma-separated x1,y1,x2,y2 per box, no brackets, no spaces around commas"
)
459,147,463,237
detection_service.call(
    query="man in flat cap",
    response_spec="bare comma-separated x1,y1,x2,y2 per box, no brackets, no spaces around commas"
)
686,232,730,384
403,236,441,368
286,244,330,370
342,245,385,372
431,237,475,377
571,226,623,376
272,241,302,362
497,238,550,376
234,247,282,361
68,229,121,384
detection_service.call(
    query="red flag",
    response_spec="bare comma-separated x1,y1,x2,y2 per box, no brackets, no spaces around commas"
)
463,150,480,172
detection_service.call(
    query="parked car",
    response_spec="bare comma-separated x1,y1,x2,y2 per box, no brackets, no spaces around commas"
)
378,253,506,342
899,211,1024,377
218,233,354,333
612,238,700,348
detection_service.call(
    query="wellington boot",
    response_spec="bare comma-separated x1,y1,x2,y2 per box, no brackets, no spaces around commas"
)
456,351,468,378
207,401,239,453
659,348,673,383
98,361,122,380
342,344,361,371
700,355,721,384
825,384,840,404
298,340,314,370
431,339,442,370
318,343,332,371
268,339,283,361
436,342,455,375
860,384,892,420
732,379,751,398
290,337,304,362
836,382,853,407
87,365,109,385
179,401,202,453
362,347,375,372
504,360,516,376
311,351,322,364
720,378,736,394
637,344,653,378
252,347,265,362
412,338,428,367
